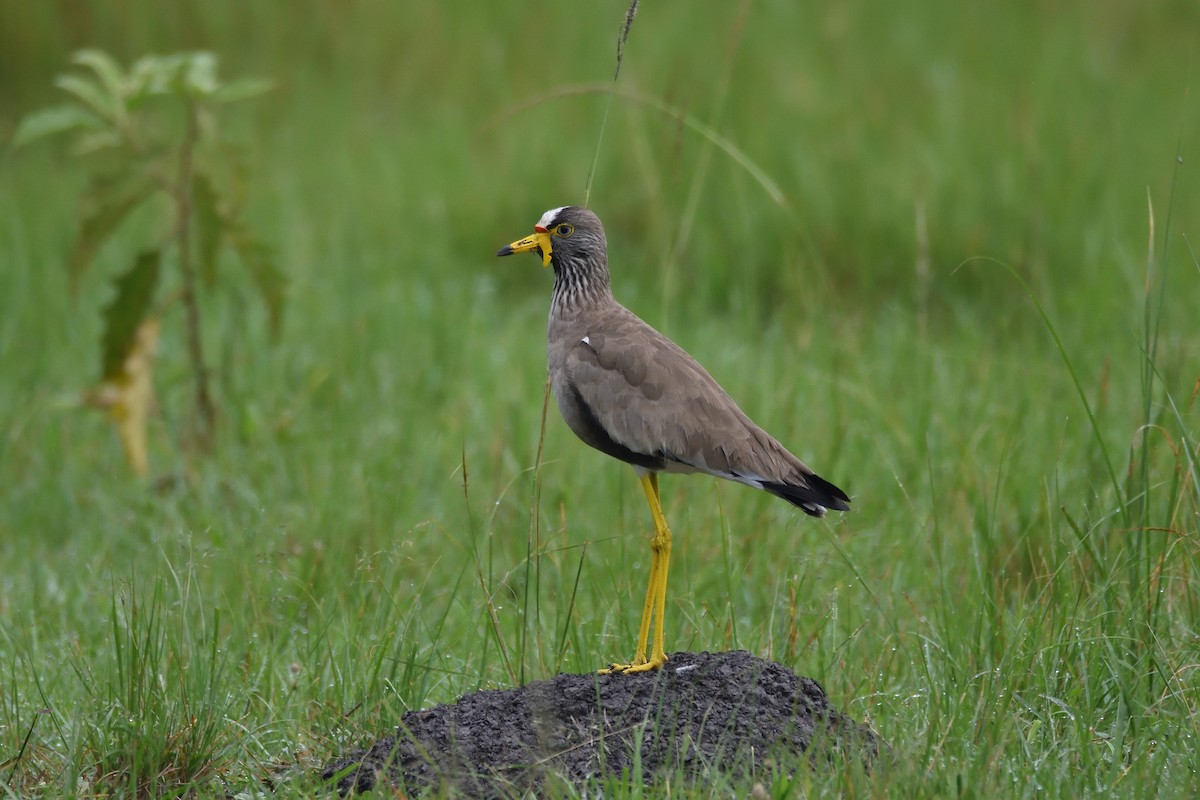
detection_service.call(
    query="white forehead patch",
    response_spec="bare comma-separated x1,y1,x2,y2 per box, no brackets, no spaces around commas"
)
536,206,568,228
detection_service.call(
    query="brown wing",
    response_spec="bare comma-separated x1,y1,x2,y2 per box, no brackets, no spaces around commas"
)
552,305,850,515
557,309,794,482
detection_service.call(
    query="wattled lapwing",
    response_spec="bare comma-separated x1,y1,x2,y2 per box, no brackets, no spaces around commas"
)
498,206,850,674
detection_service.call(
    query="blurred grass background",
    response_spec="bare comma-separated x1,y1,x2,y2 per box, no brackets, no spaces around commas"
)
1,1,1198,796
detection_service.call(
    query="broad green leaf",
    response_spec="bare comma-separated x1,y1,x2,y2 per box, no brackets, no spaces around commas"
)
192,171,224,287
211,77,272,104
125,56,160,100
100,250,161,380
69,175,158,291
72,49,127,98
183,52,219,96
229,227,286,338
11,104,104,148
71,128,122,155
54,73,118,121
127,53,187,101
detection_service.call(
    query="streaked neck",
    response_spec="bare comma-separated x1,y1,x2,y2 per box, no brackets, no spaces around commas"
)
550,255,614,317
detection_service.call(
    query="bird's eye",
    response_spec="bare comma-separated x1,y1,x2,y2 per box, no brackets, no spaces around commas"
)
555,224,574,237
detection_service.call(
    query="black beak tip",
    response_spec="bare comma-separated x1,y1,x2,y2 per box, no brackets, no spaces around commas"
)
496,245,513,257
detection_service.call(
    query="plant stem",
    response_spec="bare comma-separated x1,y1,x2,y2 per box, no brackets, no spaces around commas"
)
177,99,215,452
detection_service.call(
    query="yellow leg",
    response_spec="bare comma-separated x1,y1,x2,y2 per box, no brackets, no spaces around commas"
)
600,472,673,675
629,527,660,665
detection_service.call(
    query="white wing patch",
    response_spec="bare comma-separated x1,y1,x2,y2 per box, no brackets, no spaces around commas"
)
537,206,568,228
661,454,768,490
581,335,591,346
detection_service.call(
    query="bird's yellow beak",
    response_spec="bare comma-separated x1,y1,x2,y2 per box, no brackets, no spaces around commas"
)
496,226,553,267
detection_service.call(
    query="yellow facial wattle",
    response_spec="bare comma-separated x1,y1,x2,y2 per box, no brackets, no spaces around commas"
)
497,230,553,267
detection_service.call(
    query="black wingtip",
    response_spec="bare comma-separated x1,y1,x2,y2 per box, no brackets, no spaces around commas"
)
762,472,851,517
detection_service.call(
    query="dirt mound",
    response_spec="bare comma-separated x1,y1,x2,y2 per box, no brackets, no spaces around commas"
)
322,650,880,796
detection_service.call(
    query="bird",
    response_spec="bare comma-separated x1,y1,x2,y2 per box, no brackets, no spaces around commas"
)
497,206,850,675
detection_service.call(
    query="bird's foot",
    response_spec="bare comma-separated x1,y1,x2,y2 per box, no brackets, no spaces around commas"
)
598,653,668,675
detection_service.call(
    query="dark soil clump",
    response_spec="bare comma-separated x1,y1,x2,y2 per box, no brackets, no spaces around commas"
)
322,650,880,796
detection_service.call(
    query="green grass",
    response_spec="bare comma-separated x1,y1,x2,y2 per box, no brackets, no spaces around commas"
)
1,1,1199,796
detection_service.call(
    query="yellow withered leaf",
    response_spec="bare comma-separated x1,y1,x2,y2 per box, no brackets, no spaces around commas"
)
85,317,160,477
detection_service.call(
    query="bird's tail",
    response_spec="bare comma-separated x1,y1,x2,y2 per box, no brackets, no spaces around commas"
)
762,472,851,518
